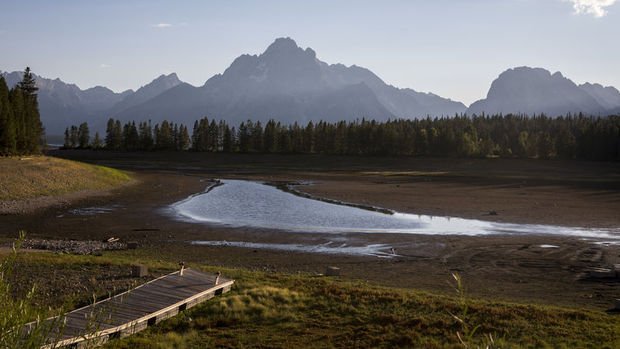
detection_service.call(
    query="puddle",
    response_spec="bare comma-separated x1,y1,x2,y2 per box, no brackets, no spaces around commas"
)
191,240,398,258
67,205,122,216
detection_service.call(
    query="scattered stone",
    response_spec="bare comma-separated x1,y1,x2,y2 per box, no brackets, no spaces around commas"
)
131,264,148,277
325,266,341,277
22,239,127,255
587,267,615,279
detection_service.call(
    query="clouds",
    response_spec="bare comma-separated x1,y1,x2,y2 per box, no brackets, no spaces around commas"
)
151,22,188,29
569,0,617,17
99,64,111,69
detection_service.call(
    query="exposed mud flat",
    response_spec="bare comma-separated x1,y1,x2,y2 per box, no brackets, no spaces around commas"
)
2,152,620,309
0,189,113,215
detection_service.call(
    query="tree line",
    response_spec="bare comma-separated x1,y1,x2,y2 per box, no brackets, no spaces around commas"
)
0,68,44,155
64,114,620,161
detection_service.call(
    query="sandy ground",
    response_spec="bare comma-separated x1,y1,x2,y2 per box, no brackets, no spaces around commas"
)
2,151,620,310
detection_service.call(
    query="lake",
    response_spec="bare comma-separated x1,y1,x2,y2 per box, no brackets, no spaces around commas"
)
170,179,619,240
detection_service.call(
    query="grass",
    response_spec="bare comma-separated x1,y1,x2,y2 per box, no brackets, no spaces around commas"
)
0,156,131,201
3,249,620,349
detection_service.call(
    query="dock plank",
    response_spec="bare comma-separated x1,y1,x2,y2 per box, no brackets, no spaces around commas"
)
37,269,233,348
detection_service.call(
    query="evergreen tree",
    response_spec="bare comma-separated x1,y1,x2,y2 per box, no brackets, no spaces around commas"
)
251,120,263,152
155,120,174,150
78,122,90,148
192,120,199,150
105,118,122,150
178,125,190,151
63,127,71,149
303,121,314,153
192,118,209,151
0,77,16,155
238,122,250,153
69,125,79,148
105,118,115,149
17,67,43,153
9,88,26,153
263,119,277,153
17,67,38,95
172,122,180,150
92,132,102,149
207,119,219,151
121,121,139,151
51,114,620,161
222,124,233,152
139,121,154,151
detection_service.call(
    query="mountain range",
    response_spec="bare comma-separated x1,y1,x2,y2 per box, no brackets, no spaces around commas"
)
2,38,619,136
468,67,620,117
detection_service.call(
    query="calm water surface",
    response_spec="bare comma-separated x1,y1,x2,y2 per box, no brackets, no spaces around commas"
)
170,180,620,240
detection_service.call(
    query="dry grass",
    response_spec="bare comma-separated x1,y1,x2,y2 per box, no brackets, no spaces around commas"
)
0,156,131,201
3,249,620,348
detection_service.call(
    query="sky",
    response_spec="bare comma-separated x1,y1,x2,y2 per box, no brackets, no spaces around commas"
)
0,0,618,106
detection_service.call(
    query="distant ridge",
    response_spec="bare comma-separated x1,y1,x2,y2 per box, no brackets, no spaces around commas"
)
1,70,132,134
107,73,182,115
3,39,620,135
112,37,467,127
467,67,620,116
2,38,466,134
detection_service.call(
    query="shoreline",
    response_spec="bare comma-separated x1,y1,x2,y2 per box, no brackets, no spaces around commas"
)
2,152,620,309
0,179,138,215
173,178,620,240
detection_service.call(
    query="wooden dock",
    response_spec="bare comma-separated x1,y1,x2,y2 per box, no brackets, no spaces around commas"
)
36,268,233,348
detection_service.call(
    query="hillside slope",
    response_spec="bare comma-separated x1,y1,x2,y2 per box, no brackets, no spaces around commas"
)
0,156,131,212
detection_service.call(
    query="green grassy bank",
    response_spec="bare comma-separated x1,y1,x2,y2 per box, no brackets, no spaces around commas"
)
3,250,618,349
0,156,131,201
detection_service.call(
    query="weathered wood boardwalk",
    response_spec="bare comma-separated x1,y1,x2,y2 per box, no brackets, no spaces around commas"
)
38,268,233,348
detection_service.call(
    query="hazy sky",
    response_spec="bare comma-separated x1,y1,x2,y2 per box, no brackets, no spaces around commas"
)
1,0,618,105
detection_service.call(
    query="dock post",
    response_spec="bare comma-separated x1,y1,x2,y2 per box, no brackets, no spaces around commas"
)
215,271,221,285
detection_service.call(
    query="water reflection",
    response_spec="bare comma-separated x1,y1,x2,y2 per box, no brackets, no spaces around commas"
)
170,180,620,240
191,240,398,258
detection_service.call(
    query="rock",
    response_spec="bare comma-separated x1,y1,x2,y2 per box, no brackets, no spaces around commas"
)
587,267,614,279
325,266,341,277
131,264,148,277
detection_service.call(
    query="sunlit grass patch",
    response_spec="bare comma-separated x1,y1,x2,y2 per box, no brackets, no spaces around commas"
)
0,156,132,201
